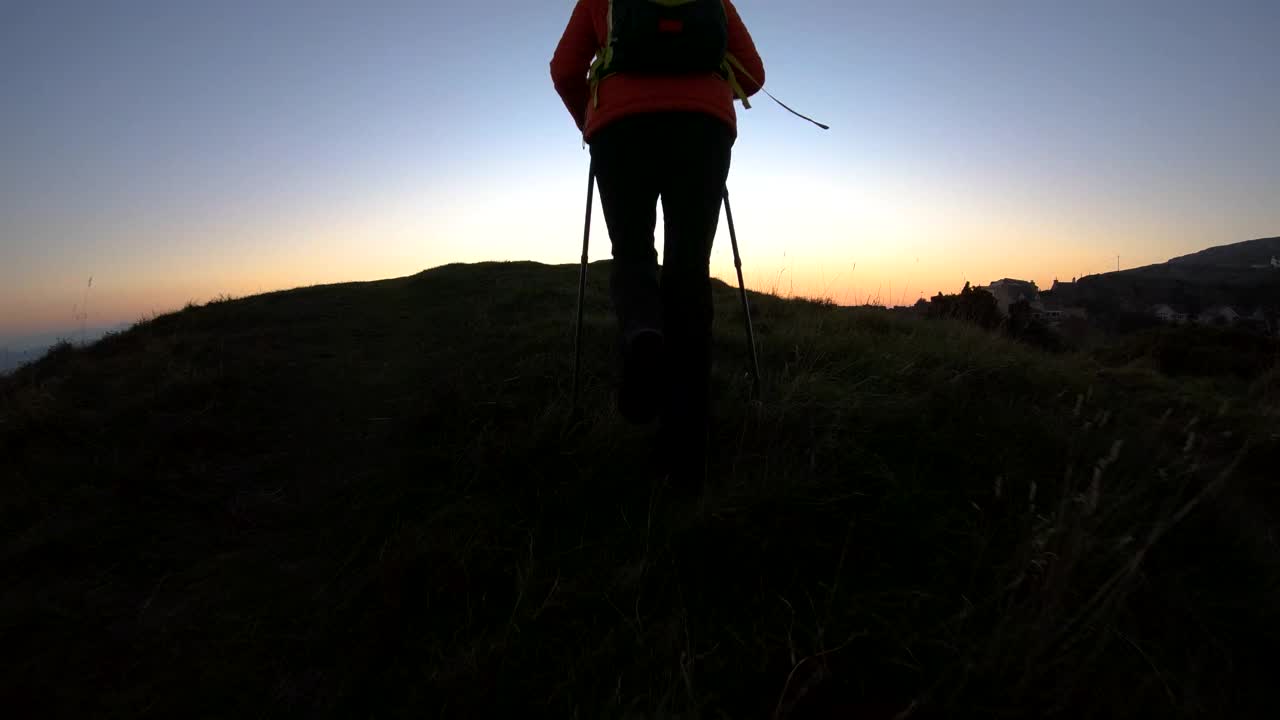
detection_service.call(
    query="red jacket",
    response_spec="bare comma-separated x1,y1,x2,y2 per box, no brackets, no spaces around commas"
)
551,0,766,141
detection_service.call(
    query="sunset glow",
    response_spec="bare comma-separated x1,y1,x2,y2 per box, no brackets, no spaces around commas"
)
4,0,1278,347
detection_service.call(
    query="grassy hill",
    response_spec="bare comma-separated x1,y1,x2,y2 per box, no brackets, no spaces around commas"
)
2,261,1278,718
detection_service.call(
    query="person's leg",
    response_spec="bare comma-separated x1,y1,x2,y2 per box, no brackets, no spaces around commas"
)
590,116,665,422
657,114,734,485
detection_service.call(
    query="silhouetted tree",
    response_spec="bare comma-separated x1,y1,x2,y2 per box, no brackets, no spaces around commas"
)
928,283,1002,330
1007,299,1065,352
1008,299,1033,335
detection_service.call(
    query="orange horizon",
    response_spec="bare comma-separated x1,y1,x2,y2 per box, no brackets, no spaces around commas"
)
0,251,1164,345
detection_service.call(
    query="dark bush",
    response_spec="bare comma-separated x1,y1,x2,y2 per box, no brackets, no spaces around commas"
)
1095,325,1279,379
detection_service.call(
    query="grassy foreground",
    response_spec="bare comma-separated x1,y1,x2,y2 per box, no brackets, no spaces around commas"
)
2,261,1278,718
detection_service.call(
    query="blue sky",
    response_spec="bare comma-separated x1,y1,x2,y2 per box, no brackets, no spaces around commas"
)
3,0,1278,344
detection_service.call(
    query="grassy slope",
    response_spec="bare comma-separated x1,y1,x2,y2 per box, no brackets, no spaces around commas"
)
2,261,1278,718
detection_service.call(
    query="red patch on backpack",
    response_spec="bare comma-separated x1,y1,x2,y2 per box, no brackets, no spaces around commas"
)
658,19,684,33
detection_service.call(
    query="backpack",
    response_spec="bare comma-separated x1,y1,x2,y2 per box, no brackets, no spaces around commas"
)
586,0,830,130
607,0,727,76
588,0,752,109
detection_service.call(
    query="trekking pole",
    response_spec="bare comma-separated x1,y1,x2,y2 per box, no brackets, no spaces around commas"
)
572,161,595,413
723,187,762,400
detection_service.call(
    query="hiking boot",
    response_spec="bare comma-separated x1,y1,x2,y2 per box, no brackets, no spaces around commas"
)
618,329,664,424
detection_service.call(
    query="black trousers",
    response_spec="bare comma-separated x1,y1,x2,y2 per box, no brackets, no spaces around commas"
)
589,112,734,480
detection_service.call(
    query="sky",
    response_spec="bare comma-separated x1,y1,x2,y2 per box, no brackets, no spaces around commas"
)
2,0,1278,347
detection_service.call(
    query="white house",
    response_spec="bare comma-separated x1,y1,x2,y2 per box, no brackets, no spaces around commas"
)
1196,306,1240,325
1035,301,1088,324
984,279,1040,315
1252,309,1280,336
1152,304,1189,324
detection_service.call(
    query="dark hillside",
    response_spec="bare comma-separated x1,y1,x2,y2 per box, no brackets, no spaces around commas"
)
1044,237,1280,323
1168,236,1280,267
2,261,1278,717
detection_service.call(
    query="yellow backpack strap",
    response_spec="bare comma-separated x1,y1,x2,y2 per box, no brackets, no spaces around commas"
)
722,52,752,109
587,0,616,108
588,45,612,108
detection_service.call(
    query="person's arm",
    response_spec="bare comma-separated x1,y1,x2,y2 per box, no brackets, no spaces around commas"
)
724,0,765,97
550,0,598,131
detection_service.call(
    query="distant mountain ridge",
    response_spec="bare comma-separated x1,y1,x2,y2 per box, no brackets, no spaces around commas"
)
0,323,134,375
1045,236,1280,323
0,348,47,375
1167,236,1280,268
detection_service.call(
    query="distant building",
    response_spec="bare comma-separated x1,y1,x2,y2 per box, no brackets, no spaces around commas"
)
1249,256,1280,269
1152,304,1190,324
1241,308,1280,336
984,279,1040,315
1035,299,1088,325
1196,306,1240,326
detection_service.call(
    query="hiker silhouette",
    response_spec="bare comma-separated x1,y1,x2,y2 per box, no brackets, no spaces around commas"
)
552,0,765,487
